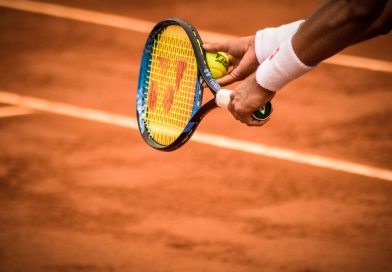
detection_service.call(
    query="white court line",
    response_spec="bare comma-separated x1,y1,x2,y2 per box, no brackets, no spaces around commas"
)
1,0,391,73
0,105,34,118
0,90,391,182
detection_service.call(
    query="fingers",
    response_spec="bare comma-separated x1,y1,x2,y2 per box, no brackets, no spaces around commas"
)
215,73,238,86
227,99,271,127
216,63,249,86
231,111,271,126
203,42,230,53
204,39,259,89
216,51,258,86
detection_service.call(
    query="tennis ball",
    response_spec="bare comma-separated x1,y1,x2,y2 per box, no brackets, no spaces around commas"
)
206,51,230,79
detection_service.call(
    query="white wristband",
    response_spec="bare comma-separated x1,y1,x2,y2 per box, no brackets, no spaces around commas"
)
256,37,314,92
254,20,304,64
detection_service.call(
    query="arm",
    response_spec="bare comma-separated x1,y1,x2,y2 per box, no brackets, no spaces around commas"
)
203,20,304,86
205,0,391,88
230,0,390,126
294,0,389,66
351,0,392,43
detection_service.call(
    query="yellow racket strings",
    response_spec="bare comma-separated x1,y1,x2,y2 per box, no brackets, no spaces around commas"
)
144,25,197,146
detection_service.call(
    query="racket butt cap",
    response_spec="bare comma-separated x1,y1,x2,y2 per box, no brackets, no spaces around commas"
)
252,102,272,121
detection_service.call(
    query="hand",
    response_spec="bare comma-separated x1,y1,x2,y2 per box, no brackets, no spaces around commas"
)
203,36,259,86
228,73,275,126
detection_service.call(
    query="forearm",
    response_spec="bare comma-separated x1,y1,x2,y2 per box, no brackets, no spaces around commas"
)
353,0,392,43
229,0,391,126
293,0,389,66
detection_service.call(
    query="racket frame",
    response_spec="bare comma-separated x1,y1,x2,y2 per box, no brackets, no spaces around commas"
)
137,18,271,151
137,18,224,151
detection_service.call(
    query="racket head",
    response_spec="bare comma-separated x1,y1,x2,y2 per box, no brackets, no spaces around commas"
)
136,19,213,151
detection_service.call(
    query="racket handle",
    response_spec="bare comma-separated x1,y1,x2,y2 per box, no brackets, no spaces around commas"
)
216,89,272,121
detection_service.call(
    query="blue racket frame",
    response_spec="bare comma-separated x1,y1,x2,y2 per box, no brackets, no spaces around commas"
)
136,18,220,151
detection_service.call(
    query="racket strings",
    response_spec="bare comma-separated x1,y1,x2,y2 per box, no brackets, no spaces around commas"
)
143,25,198,146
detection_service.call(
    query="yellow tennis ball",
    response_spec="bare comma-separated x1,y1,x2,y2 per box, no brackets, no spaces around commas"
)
206,51,230,79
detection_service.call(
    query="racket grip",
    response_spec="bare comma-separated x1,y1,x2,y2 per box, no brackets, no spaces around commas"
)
216,89,272,121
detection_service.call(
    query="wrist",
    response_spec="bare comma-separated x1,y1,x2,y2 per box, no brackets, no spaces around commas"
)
247,36,260,70
254,20,305,64
255,37,314,91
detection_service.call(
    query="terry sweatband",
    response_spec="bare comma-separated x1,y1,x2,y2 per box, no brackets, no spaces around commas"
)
255,37,314,91
254,20,304,64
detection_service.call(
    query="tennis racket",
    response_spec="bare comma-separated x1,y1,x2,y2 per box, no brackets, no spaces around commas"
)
136,18,272,151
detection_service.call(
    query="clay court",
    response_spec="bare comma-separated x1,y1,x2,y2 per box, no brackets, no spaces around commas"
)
0,0,391,271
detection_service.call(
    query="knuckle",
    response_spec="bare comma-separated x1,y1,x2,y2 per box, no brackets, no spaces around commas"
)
236,108,248,116
231,70,245,80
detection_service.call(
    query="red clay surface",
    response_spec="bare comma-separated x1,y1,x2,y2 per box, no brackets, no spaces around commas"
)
0,1,391,272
